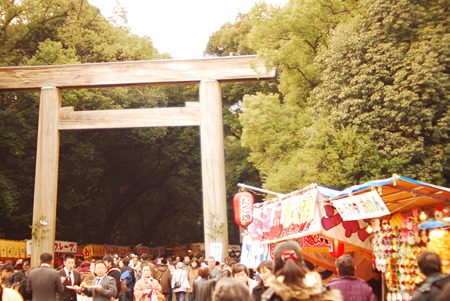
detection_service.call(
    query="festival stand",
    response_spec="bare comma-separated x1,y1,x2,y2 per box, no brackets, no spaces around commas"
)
241,184,375,280
0,239,27,259
82,244,106,259
330,175,450,301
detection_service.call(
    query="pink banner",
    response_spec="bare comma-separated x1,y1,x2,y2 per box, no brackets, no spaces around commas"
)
247,190,321,243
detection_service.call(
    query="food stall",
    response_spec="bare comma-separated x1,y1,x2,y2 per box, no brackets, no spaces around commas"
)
240,183,375,280
330,175,450,301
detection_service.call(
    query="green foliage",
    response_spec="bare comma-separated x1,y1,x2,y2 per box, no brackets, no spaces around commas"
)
238,0,450,194
205,14,254,56
0,0,202,246
310,0,450,185
238,0,357,192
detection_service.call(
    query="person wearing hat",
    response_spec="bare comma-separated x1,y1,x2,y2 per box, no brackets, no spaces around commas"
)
15,261,31,300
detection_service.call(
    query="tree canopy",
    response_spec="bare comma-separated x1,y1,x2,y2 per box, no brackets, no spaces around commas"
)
0,0,203,246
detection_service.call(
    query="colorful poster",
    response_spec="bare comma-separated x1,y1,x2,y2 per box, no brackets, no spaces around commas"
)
247,190,321,244
331,191,390,221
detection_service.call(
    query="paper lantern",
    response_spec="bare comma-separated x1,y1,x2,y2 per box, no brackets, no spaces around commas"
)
329,239,345,258
233,191,254,227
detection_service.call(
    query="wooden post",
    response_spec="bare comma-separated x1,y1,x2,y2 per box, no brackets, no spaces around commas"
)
31,87,61,267
199,80,229,261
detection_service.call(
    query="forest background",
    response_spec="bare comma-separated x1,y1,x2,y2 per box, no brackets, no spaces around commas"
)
0,0,448,248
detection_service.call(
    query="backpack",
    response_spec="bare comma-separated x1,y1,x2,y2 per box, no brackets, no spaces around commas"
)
120,269,133,286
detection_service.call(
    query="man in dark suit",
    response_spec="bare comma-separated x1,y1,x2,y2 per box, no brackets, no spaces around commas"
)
103,254,121,299
27,252,65,301
81,260,117,301
57,253,81,301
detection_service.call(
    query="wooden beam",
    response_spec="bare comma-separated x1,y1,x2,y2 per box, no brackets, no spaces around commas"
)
31,87,61,267
58,102,201,130
0,56,277,92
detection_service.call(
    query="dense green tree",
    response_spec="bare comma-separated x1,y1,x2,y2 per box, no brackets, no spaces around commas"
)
239,0,357,192
309,0,450,186
0,0,203,247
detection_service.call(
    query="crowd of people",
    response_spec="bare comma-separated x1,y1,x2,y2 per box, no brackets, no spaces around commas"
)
0,241,449,301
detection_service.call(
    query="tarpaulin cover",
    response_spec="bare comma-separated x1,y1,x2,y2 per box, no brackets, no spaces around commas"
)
331,175,450,213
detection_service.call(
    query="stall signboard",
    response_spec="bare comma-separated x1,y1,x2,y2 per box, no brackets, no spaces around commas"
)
246,185,372,251
134,246,150,255
106,245,130,257
54,241,77,253
0,240,26,258
82,244,106,258
26,240,77,256
331,191,390,221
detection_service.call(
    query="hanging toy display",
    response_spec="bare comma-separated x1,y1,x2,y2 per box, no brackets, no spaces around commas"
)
372,209,427,301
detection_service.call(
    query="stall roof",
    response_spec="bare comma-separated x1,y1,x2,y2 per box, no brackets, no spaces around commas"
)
330,175,450,213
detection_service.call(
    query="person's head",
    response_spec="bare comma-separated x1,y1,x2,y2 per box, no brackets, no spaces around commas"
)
94,260,107,277
371,269,381,281
232,264,249,285
257,260,274,286
113,254,120,265
417,251,441,276
273,241,308,287
40,252,53,264
207,257,216,269
161,259,167,265
198,267,210,279
176,262,183,269
122,257,130,267
212,277,251,301
63,253,76,271
190,258,199,269
132,256,139,264
141,253,148,262
141,264,152,278
102,255,114,269
336,255,355,276
176,256,181,262
0,265,14,281
22,261,30,272
183,256,190,264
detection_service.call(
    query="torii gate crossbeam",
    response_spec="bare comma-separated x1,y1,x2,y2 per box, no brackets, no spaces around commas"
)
0,55,276,266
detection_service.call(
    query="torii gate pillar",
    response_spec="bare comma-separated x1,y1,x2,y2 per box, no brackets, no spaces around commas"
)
31,87,61,265
199,80,228,260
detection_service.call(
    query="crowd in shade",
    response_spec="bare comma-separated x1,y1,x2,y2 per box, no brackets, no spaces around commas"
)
0,241,449,301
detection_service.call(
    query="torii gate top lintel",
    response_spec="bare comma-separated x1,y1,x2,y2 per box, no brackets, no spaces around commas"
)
1,55,276,267
0,55,276,92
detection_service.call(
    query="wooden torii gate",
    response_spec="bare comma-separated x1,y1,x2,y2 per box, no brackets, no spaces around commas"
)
0,55,276,266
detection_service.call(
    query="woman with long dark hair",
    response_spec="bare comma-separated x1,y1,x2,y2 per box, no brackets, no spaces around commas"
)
261,241,342,301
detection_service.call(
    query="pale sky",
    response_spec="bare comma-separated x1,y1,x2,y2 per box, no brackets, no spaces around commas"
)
88,0,289,59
